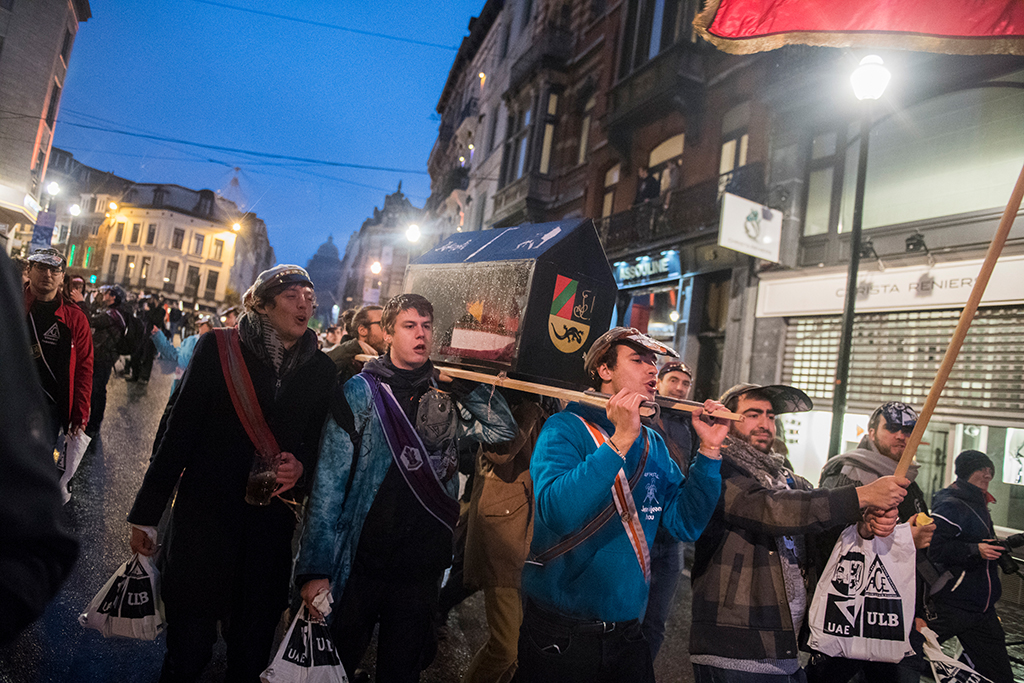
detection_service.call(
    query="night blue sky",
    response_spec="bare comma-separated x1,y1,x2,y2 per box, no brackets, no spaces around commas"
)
55,0,483,266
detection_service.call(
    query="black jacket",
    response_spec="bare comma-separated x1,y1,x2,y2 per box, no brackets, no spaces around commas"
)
929,479,1001,613
89,303,129,363
128,330,335,614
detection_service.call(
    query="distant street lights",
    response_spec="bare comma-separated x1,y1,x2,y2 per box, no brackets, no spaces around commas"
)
828,55,891,458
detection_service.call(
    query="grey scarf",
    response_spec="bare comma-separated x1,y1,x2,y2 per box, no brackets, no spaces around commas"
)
237,311,312,378
721,435,789,489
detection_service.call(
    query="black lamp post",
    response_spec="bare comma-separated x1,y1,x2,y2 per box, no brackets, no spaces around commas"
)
827,55,891,458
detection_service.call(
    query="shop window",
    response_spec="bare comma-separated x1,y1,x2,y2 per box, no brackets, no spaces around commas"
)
624,285,679,340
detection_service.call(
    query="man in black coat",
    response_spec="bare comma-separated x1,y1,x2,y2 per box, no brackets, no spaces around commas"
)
128,265,336,682
85,284,130,437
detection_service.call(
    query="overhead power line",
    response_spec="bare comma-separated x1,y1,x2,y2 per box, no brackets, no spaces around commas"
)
191,0,459,51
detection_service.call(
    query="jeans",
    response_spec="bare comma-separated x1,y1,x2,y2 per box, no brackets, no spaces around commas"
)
693,664,808,683
642,531,684,660
329,570,440,683
517,600,654,683
927,601,1013,683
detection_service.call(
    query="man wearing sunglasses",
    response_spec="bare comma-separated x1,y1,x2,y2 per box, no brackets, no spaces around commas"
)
811,401,935,682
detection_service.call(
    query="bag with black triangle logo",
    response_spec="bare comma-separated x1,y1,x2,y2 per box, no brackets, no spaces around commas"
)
261,605,348,683
807,523,917,663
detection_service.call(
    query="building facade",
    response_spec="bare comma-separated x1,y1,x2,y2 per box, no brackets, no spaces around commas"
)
0,0,90,253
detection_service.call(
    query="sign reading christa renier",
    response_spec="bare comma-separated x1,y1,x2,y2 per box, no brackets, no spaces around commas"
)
718,192,782,263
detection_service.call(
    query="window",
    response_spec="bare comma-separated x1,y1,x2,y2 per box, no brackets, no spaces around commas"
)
602,164,621,218
146,224,157,245
499,22,510,59
476,193,488,230
212,238,224,260
193,234,204,256
60,29,73,63
578,94,596,165
68,245,77,268
619,0,692,79
719,102,750,197
130,223,141,243
88,196,97,213
114,223,124,243
502,101,534,187
57,224,69,243
172,228,184,250
91,221,99,236
486,106,500,152
45,81,61,128
205,270,219,300
153,187,166,207
123,256,135,285
84,246,93,268
164,261,179,293
184,266,201,297
539,92,558,175
107,254,119,284
140,256,151,284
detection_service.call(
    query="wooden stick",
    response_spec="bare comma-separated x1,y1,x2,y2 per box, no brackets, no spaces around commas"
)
353,355,742,422
895,161,1024,478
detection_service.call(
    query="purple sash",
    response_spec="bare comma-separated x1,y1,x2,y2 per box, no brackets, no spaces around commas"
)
361,374,460,532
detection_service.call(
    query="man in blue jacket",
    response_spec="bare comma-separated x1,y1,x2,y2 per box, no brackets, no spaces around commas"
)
928,450,1014,683
297,293,516,682
518,327,728,683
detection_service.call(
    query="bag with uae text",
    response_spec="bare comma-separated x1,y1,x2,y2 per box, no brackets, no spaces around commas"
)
807,522,916,663
261,605,348,683
79,553,165,640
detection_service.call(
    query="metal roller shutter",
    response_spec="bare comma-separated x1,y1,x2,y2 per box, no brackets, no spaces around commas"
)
782,306,1024,422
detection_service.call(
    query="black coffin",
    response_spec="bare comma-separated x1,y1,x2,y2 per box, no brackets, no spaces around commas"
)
405,219,616,388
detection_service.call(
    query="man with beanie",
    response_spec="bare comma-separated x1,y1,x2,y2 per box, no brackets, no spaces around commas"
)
518,328,728,683
927,450,1014,682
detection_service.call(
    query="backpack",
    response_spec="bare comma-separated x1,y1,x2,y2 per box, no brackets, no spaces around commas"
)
116,311,146,355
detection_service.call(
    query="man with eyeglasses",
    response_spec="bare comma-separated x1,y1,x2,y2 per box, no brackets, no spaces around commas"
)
642,361,699,660
23,248,93,446
326,304,385,384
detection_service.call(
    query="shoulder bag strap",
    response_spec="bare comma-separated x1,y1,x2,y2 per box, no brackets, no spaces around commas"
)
529,415,649,567
214,328,280,458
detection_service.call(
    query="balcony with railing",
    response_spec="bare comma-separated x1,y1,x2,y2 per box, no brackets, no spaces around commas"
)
508,25,573,94
490,171,555,227
597,163,765,255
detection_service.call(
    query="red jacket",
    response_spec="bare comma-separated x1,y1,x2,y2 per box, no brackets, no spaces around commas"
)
24,287,94,430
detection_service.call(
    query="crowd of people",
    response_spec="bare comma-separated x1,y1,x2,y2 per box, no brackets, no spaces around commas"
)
6,246,1019,682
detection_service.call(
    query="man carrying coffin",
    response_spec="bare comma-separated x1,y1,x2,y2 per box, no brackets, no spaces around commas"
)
297,293,516,681
517,327,729,683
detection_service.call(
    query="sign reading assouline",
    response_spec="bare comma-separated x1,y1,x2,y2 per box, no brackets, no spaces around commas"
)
756,255,1024,318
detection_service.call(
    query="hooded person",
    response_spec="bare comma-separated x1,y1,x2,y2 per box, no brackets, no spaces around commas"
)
926,450,1014,683
127,264,336,682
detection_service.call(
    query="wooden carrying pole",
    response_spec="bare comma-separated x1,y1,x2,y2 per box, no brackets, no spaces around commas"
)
895,162,1024,478
353,355,742,422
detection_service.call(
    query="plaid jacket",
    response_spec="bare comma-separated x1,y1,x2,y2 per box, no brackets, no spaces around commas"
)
689,452,861,662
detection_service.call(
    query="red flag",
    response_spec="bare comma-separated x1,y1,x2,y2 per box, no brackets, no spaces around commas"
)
695,0,1024,55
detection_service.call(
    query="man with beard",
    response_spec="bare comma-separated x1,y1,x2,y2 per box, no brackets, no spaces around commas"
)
689,384,909,682
297,293,516,682
809,402,937,682
327,304,386,384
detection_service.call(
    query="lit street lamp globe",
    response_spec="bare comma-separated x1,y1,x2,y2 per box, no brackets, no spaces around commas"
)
70,204,81,216
370,261,382,275
46,182,60,196
850,55,891,101
406,224,421,242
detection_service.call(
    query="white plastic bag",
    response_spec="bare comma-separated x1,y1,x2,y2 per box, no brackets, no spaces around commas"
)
261,605,348,683
807,522,916,663
79,553,165,640
54,430,91,505
920,626,992,683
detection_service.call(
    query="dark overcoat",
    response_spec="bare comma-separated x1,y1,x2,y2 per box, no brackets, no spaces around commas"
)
128,330,335,615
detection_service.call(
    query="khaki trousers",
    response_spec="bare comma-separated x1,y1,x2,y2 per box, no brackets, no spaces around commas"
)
463,586,522,683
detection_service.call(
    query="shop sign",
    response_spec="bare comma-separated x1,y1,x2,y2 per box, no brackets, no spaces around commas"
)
614,250,680,287
756,254,1024,317
718,192,782,263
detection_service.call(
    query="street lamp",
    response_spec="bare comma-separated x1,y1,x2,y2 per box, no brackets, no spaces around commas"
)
828,55,891,458
45,182,60,210
406,224,421,242
69,204,81,216
232,222,241,232
370,261,382,275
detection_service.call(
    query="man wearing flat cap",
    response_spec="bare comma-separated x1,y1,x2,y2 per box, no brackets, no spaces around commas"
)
517,328,729,683
23,248,93,446
128,265,336,682
689,383,910,681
